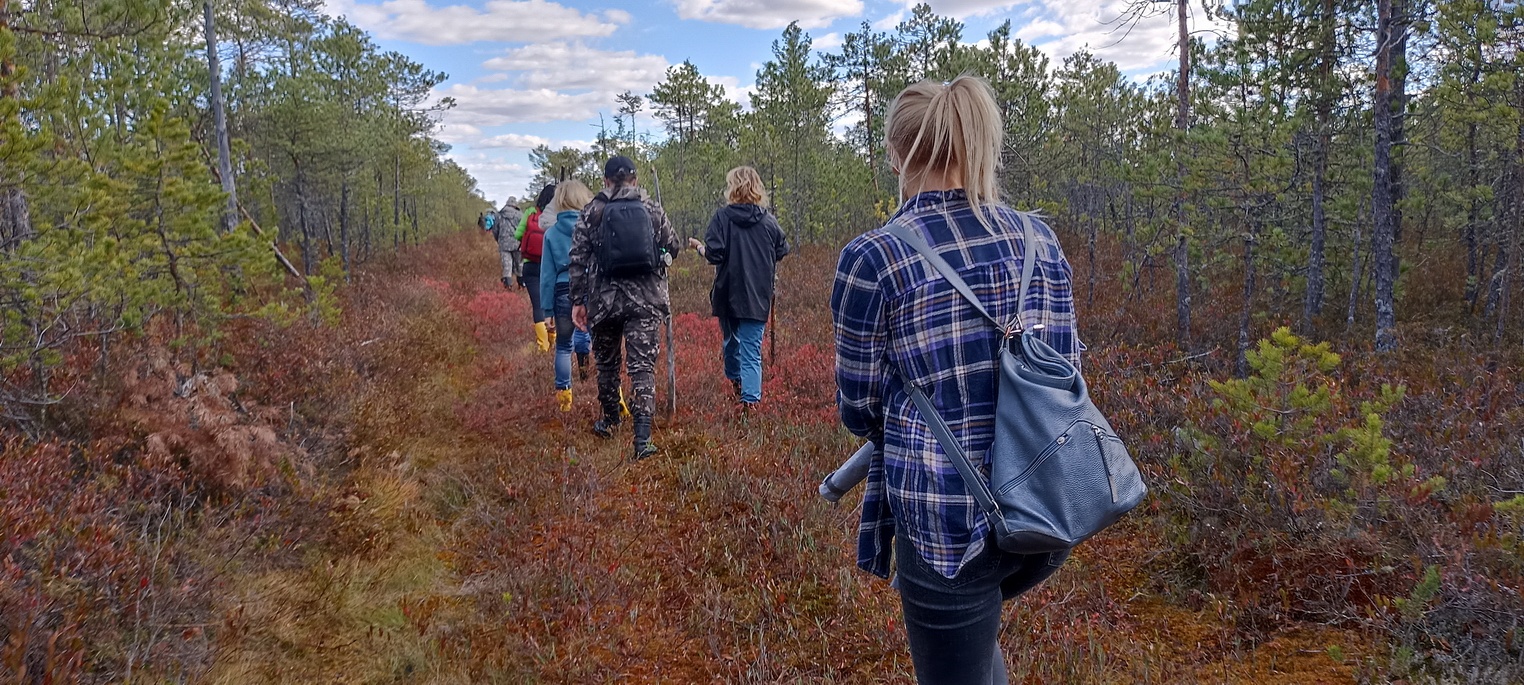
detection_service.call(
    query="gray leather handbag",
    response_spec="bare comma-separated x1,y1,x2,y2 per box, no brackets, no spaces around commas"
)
886,215,1147,554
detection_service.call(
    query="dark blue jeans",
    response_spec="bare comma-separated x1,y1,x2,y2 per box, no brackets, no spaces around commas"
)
894,534,1068,684
522,260,543,322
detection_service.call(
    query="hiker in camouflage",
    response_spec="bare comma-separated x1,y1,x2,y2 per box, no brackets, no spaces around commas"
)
568,155,682,460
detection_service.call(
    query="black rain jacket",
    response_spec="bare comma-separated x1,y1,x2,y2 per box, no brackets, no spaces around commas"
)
703,203,789,321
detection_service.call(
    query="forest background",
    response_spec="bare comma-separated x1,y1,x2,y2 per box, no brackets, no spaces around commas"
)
2,0,1524,682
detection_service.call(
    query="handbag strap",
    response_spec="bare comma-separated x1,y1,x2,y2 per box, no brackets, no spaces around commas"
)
903,381,1001,519
884,210,1041,519
884,211,1039,334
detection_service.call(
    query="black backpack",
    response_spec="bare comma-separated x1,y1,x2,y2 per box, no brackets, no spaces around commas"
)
597,197,660,277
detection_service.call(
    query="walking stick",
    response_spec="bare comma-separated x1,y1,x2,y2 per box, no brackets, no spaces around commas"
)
649,162,678,418
769,275,777,364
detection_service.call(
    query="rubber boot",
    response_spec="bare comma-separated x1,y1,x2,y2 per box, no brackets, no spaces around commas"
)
546,322,557,351
501,277,512,291
632,416,657,461
592,406,622,439
556,389,573,413
619,388,632,419
534,321,550,353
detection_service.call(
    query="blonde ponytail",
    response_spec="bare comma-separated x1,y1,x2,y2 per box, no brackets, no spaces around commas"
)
885,75,1004,229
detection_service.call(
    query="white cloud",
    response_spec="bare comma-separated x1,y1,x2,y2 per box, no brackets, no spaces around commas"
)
1014,19,1065,41
672,0,862,29
446,150,533,205
909,0,1022,17
476,133,552,149
942,0,1231,74
475,133,595,150
815,31,843,51
436,83,612,126
435,122,482,145
482,43,670,93
871,9,905,31
711,75,755,110
322,0,623,46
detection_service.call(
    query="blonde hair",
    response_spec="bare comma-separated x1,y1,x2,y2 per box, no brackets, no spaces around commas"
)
725,166,769,207
551,179,594,214
885,75,1004,228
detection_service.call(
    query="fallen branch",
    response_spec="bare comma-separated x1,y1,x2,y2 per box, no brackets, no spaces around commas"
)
200,143,303,280
1131,346,1219,370
236,203,303,280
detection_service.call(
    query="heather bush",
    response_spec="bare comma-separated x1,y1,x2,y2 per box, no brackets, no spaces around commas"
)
1160,326,1524,681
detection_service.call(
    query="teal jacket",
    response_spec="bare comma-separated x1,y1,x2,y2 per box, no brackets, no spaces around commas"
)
539,209,580,311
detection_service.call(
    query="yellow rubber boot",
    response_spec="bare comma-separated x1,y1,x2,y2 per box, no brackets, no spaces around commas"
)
556,389,573,413
534,321,550,353
619,388,631,419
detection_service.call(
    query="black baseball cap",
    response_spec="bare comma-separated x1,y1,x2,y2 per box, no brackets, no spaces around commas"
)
604,155,637,179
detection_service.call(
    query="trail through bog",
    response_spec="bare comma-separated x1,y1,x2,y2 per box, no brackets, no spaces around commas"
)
209,230,1367,684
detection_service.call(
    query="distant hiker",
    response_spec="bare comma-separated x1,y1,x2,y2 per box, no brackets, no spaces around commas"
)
518,184,557,352
831,76,1083,684
569,155,682,460
688,166,789,408
494,200,524,290
541,180,597,412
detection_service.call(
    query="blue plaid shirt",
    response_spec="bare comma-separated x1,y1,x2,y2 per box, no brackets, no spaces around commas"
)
831,190,1082,579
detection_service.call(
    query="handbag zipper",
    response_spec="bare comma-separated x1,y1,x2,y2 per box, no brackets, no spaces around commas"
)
1094,425,1119,503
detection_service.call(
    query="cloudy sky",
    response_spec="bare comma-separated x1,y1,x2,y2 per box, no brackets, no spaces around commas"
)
321,0,1200,204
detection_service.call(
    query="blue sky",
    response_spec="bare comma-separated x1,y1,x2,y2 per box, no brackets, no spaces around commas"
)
321,0,1202,204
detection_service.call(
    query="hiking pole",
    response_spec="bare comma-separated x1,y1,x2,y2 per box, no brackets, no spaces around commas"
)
649,161,677,418
768,274,777,364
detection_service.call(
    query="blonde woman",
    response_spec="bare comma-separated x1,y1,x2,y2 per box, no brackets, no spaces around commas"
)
688,166,789,408
831,76,1083,683
540,180,596,409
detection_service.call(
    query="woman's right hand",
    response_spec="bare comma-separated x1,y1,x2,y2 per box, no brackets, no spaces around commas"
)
687,237,704,254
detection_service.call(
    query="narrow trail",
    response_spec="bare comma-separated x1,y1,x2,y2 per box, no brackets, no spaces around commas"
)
210,231,1367,683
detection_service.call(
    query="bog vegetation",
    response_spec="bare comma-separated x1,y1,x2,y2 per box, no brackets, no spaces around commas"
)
2,0,1522,683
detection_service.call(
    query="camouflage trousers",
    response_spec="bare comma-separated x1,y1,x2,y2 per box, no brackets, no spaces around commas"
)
499,249,522,281
591,313,661,420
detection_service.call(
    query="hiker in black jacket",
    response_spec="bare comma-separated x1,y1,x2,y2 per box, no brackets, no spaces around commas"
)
689,166,789,408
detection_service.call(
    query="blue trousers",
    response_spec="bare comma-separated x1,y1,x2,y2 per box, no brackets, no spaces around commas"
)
522,260,544,322
894,534,1068,684
552,283,591,390
719,317,766,404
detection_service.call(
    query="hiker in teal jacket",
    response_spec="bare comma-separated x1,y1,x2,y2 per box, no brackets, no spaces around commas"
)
541,180,595,410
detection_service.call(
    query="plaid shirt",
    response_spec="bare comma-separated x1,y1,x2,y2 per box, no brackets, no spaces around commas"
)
831,190,1082,579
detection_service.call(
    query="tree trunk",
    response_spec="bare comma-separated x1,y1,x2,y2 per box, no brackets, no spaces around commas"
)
1302,0,1337,331
1087,215,1097,308
1173,0,1193,349
340,180,350,279
204,0,238,234
409,198,420,246
295,162,313,275
362,204,371,263
1371,0,1404,352
399,154,405,241
1498,80,1524,346
1237,224,1259,378
1347,223,1363,331
0,0,33,250
1465,120,1481,312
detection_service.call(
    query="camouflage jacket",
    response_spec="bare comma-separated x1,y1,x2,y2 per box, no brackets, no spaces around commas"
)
568,185,682,326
